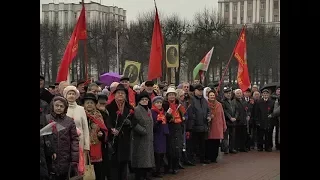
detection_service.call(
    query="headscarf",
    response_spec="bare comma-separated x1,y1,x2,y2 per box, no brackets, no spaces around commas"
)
50,96,68,118
203,87,211,101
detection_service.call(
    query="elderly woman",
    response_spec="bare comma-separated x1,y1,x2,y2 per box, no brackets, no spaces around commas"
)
63,86,90,175
82,93,108,180
163,87,185,174
131,91,155,180
47,96,79,180
107,82,120,105
206,90,227,163
106,84,134,180
151,96,169,178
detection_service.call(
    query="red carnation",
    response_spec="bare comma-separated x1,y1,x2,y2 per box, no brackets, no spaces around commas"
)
130,109,134,115
148,112,151,117
49,120,57,132
245,107,248,111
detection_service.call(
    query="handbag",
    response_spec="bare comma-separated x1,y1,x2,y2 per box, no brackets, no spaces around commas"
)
83,153,95,180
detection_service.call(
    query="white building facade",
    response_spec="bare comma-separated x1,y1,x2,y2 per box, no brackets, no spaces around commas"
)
218,0,279,29
42,1,127,28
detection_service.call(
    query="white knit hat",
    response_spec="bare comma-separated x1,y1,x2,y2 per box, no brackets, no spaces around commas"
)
63,86,80,99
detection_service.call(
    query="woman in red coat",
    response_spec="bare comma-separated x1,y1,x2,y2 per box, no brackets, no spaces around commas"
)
206,90,227,163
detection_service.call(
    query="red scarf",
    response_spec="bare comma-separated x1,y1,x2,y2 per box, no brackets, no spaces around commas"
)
128,88,136,107
86,111,108,162
151,105,167,124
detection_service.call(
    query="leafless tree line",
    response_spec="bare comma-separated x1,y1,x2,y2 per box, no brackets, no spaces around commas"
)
40,8,280,86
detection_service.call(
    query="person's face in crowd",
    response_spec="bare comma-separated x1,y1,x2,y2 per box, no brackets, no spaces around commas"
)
77,83,85,94
253,92,260,100
276,88,280,96
66,90,77,102
88,85,99,95
40,79,45,89
145,85,153,94
263,92,270,99
224,92,232,100
84,100,96,112
195,89,203,97
55,85,59,94
96,99,107,111
252,86,258,92
154,101,163,110
115,90,126,101
139,97,149,106
167,93,176,102
183,83,189,93
97,87,102,93
194,80,200,84
179,93,185,101
244,91,251,98
53,100,65,115
120,80,130,89
235,90,243,99
153,85,160,94
208,92,216,101
59,82,69,95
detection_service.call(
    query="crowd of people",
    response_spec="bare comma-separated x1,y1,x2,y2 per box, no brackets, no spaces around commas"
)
40,75,280,180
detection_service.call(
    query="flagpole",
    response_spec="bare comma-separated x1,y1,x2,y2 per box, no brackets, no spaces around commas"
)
216,25,246,93
116,30,119,74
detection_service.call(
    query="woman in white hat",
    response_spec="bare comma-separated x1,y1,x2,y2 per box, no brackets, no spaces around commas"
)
63,86,90,175
162,87,186,174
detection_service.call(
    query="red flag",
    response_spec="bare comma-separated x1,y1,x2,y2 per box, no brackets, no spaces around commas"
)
234,26,250,91
56,4,87,82
147,8,163,81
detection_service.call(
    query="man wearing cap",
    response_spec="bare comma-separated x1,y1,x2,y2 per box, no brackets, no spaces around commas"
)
243,88,254,151
40,75,54,104
187,84,211,164
120,76,136,107
254,89,274,152
141,80,158,108
221,87,238,154
48,85,56,95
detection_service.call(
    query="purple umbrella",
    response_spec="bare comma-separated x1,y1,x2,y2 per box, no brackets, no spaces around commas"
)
100,72,121,86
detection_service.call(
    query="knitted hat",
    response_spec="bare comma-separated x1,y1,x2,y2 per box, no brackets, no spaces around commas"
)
152,96,164,104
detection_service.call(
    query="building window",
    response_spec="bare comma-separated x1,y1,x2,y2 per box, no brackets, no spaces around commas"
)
260,2,265,9
248,3,252,10
241,17,244,23
241,2,244,11
54,12,59,22
44,12,49,21
274,15,279,22
260,16,265,22
233,3,237,11
274,1,279,9
225,4,229,12
247,16,252,23
233,17,237,24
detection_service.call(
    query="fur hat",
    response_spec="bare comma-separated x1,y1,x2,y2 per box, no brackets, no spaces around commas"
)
63,86,80,99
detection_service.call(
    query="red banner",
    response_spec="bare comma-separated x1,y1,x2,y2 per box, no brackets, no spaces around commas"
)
147,8,163,81
234,27,250,91
56,5,87,82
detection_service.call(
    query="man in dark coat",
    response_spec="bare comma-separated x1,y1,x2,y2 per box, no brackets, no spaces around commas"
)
221,87,238,154
187,84,211,164
255,89,274,152
242,88,254,151
140,81,158,108
233,89,248,152
106,84,134,180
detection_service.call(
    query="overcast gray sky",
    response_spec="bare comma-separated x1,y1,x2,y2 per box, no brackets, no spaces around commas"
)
40,0,218,22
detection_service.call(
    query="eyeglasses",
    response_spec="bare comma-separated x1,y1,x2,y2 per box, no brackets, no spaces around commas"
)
141,98,149,101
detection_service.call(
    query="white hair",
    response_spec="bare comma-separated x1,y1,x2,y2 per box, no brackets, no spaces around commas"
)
235,89,242,94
